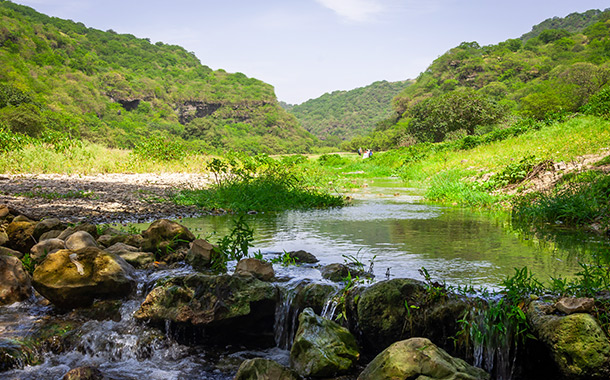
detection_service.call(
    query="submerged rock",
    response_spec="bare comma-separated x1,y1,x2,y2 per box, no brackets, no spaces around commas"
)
358,337,489,380
234,358,300,380
62,366,107,380
528,301,610,379
141,219,195,256
235,258,275,281
288,250,318,264
0,253,32,305
135,273,277,343
290,308,359,378
32,247,135,308
0,338,35,371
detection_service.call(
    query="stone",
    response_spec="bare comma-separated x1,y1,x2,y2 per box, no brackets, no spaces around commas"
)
104,242,139,255
555,297,595,315
234,358,300,380
185,239,219,270
6,218,37,253
57,223,98,241
98,233,143,249
119,251,155,268
528,301,610,379
288,250,319,264
141,219,195,255
290,308,359,378
235,258,275,281
0,338,34,371
134,273,277,342
356,278,468,354
320,263,366,282
0,204,9,219
32,247,136,309
62,366,106,380
0,246,23,259
39,230,63,241
65,231,98,251
31,238,66,261
358,337,490,380
0,229,8,246
0,253,32,305
33,218,66,240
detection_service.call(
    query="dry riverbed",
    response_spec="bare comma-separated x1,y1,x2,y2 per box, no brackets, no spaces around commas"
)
0,173,213,223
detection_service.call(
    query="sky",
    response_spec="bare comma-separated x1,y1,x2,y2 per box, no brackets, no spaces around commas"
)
11,0,610,104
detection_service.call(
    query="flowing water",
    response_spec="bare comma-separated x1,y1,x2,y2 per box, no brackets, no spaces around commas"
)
3,178,609,379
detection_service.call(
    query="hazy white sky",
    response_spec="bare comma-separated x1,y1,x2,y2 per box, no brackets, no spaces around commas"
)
12,0,610,104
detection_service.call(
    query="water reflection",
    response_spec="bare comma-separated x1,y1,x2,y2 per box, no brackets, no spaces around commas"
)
172,179,600,289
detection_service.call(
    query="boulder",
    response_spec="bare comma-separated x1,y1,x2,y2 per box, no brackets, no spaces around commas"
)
0,246,24,259
97,233,143,249
33,218,66,240
555,297,595,315
358,337,489,380
0,253,32,305
320,263,367,282
6,217,37,253
119,251,155,268
290,308,359,378
0,204,9,219
528,301,610,379
65,231,98,251
134,273,277,343
288,250,318,264
235,258,275,281
355,278,468,355
62,366,106,380
141,219,195,255
185,239,219,270
31,238,66,261
104,242,139,255
39,229,63,241
32,247,136,308
57,223,98,241
234,358,300,380
0,229,8,246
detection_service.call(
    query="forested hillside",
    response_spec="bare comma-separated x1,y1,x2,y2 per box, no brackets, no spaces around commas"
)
288,80,411,146
343,8,610,151
0,1,316,154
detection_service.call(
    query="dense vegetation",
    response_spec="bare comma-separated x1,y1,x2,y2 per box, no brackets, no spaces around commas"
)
342,8,610,152
0,0,316,154
287,80,411,147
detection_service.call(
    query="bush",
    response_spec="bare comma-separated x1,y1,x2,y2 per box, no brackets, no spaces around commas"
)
131,135,187,162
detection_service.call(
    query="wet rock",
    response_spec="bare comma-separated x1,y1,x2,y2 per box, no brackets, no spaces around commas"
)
0,253,32,305
290,308,359,378
320,263,364,282
39,230,63,241
141,219,195,255
62,366,106,380
33,218,66,240
555,297,595,315
293,282,339,315
528,301,610,379
288,250,318,264
31,238,66,261
185,239,219,271
65,231,98,250
235,258,275,281
0,338,35,371
234,358,300,380
134,273,277,344
119,251,155,268
6,217,37,253
32,247,136,309
355,278,468,355
358,337,490,380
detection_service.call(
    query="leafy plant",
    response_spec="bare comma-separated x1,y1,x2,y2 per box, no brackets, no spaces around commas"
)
270,251,298,267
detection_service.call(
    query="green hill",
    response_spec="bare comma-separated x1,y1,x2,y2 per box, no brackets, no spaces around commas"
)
0,1,316,154
343,8,610,151
288,80,411,146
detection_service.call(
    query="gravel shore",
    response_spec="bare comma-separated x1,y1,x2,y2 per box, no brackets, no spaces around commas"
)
0,173,213,223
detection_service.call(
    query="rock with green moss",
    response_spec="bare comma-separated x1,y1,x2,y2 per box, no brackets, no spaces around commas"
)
0,338,35,371
355,278,469,355
290,307,359,378
32,247,136,308
62,366,106,380
528,301,610,379
358,337,489,380
0,253,32,305
134,273,277,342
6,216,37,254
234,358,300,380
141,219,195,256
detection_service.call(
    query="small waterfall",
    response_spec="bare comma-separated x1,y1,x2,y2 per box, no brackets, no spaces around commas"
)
320,290,340,320
273,282,301,350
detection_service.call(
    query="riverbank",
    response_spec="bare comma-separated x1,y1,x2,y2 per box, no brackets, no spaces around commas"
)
0,173,213,223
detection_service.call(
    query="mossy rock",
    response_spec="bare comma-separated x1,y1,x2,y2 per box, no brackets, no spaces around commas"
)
234,358,300,380
141,219,195,256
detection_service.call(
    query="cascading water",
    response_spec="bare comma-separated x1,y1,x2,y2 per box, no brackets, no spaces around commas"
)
273,280,303,350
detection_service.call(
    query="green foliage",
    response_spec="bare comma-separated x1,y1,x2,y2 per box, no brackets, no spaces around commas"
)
582,86,610,117
426,169,501,207
215,215,254,268
131,135,187,162
172,153,344,212
21,253,35,274
317,154,349,167
270,251,298,267
0,125,30,153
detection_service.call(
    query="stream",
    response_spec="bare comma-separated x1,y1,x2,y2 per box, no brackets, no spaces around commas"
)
3,178,608,379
